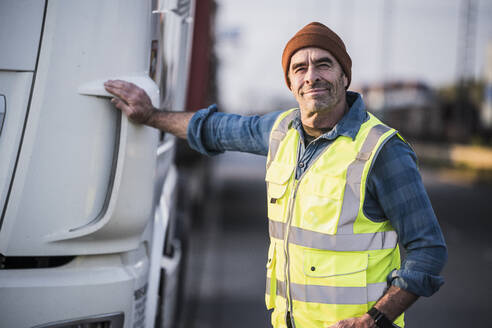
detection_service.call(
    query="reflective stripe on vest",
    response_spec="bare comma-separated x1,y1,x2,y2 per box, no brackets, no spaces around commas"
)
266,277,387,304
337,124,393,234
266,109,298,170
269,220,398,251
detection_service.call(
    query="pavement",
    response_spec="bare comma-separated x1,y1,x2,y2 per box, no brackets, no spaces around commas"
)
180,151,492,328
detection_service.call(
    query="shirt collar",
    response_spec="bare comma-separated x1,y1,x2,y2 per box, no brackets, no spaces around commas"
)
292,91,368,141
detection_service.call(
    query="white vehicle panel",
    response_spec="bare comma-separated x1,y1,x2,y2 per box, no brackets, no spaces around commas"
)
0,0,159,256
0,245,149,328
0,0,45,71
0,72,33,224
146,162,177,328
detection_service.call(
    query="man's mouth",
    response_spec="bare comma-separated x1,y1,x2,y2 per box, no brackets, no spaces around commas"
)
302,88,329,96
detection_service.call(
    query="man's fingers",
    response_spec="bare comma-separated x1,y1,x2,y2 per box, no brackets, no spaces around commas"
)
111,97,130,113
105,79,138,90
104,80,137,100
104,80,152,108
105,80,155,124
105,83,130,100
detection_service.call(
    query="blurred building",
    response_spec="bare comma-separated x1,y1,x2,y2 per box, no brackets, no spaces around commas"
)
361,81,443,141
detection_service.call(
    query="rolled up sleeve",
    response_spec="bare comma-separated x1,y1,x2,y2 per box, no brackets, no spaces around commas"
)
187,104,222,156
388,246,447,297
187,104,282,156
367,136,448,297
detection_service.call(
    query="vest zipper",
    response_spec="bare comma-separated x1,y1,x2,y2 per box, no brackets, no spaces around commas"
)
283,138,304,328
283,134,331,326
284,178,300,328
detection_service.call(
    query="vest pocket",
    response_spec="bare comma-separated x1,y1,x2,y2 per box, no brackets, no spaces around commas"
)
295,249,369,322
265,162,294,221
295,173,345,234
306,173,345,200
265,242,277,309
303,249,368,281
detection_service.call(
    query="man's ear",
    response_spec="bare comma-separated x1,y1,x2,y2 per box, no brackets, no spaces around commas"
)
287,74,293,92
343,73,348,89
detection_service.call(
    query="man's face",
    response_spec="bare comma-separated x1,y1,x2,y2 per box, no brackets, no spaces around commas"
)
288,47,347,117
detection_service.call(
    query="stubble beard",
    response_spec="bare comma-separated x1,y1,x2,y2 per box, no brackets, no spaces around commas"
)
299,74,345,116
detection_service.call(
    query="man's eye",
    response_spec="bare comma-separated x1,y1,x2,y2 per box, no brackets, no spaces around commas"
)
294,67,305,73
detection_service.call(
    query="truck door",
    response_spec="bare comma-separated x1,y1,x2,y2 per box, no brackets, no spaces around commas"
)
0,0,160,256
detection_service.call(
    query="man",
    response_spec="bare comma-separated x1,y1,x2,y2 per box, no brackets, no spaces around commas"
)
105,22,447,328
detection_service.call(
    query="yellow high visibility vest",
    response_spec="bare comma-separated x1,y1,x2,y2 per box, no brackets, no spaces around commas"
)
264,109,405,328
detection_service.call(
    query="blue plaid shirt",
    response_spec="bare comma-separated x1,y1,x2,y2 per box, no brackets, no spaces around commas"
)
187,91,447,297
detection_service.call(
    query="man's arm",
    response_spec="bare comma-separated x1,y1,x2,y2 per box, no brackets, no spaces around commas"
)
330,136,447,328
329,285,417,327
104,80,193,139
371,286,418,321
104,80,282,155
330,286,417,327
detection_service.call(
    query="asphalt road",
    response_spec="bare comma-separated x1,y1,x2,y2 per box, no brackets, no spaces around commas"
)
180,151,492,328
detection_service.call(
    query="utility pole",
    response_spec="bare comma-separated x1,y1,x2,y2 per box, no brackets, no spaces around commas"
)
381,0,393,85
457,0,477,82
380,0,393,117
456,0,478,141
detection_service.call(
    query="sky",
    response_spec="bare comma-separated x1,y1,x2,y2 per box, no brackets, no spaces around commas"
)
214,0,492,114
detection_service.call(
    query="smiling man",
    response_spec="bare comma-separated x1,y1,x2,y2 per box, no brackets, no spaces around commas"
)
105,22,447,328
288,47,348,137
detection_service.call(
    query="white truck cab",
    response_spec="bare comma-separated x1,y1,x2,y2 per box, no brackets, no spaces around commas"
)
0,0,196,327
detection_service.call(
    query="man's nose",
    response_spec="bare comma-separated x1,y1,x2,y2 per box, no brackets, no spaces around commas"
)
304,65,320,84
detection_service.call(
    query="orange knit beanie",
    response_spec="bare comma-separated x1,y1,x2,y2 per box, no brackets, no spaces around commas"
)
282,22,352,89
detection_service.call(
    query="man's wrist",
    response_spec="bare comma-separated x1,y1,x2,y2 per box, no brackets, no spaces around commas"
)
361,313,377,327
144,108,158,126
367,307,393,328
